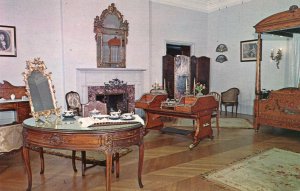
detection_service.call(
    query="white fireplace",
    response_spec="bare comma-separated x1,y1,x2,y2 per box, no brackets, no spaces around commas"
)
76,68,146,103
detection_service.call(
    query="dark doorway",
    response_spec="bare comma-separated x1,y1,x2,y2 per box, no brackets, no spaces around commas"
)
166,44,191,57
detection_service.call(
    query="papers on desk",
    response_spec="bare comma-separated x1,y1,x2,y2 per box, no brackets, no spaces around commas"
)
78,117,95,128
78,114,144,128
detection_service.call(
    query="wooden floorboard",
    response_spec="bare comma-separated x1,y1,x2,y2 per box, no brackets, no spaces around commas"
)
1,114,300,191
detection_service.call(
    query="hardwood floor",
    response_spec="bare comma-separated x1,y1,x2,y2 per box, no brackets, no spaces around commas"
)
1,113,300,191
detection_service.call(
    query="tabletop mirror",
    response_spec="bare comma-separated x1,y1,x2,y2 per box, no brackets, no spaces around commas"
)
94,3,129,68
23,58,60,120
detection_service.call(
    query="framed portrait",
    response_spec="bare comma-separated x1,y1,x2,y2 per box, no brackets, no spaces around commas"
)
240,39,261,62
0,25,17,57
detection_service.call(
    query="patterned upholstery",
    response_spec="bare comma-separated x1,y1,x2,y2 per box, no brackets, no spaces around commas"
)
82,101,107,117
221,88,240,117
65,91,82,116
0,124,22,153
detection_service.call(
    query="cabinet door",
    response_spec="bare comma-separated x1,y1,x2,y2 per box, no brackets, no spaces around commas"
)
163,55,175,99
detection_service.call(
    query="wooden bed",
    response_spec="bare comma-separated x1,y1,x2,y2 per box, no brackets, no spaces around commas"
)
253,5,300,131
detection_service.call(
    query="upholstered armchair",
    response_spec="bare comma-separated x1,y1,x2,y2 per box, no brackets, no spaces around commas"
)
221,88,240,117
65,91,82,116
208,91,220,134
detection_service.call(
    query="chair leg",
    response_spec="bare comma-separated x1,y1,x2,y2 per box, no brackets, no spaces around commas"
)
81,151,86,176
115,152,120,178
216,110,220,135
232,105,234,117
72,150,77,172
225,106,228,116
236,104,238,117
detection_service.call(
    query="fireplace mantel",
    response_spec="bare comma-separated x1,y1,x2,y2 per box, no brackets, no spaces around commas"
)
77,68,146,72
76,68,146,103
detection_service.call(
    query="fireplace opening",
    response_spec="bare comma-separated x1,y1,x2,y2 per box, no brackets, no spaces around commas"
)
88,78,135,114
96,93,128,113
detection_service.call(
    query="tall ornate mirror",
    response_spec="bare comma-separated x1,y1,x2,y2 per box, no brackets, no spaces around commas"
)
94,3,129,68
23,58,60,120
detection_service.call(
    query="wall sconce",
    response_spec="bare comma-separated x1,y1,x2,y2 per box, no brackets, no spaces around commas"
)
270,48,282,69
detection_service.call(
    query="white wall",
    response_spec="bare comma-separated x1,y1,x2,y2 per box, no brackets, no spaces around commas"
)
150,2,208,85
207,0,299,114
0,0,63,123
0,0,299,122
61,0,150,96
0,0,150,111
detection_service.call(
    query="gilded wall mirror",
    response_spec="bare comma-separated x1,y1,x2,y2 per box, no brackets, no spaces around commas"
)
23,58,60,120
94,3,129,68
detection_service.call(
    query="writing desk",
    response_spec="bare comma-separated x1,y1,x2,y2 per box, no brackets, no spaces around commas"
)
22,117,144,191
136,94,218,148
0,80,31,124
0,99,30,123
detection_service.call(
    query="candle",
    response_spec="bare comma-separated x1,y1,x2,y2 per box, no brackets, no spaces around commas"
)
186,78,188,93
193,78,196,96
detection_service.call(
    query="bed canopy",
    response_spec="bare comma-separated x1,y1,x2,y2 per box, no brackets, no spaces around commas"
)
253,5,300,132
254,5,300,97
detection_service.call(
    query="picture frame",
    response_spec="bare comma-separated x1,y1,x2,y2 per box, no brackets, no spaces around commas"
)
0,25,17,57
240,39,261,62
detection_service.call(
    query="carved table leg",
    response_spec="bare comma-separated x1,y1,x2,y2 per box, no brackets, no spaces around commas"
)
138,142,144,188
145,112,163,129
189,118,201,149
39,147,44,174
71,150,77,172
105,152,113,191
189,116,213,149
22,146,32,191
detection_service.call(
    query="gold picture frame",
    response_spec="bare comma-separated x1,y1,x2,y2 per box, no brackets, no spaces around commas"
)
23,58,61,120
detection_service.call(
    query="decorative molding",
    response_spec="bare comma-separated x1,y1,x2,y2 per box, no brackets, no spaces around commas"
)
150,0,253,13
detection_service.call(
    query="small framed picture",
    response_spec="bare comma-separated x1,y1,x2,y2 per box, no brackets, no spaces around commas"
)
240,39,261,62
0,25,17,57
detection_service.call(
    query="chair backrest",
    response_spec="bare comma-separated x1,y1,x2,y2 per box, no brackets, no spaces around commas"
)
82,101,107,117
65,91,82,115
209,91,220,110
221,88,240,103
66,91,81,109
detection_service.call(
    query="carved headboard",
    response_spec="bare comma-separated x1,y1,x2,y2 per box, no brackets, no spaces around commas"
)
0,80,27,99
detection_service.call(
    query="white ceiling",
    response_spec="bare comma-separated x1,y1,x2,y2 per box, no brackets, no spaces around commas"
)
151,0,253,13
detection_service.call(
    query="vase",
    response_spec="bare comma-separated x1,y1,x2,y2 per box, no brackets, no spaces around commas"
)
10,94,15,100
196,92,203,97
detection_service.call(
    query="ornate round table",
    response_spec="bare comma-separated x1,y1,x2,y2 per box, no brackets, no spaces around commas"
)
22,117,144,191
